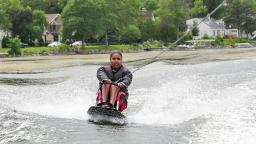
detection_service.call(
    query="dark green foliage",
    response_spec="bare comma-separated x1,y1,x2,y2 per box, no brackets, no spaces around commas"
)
211,36,224,47
191,21,199,36
0,1,11,31
177,32,192,44
2,36,10,48
8,37,21,56
62,0,141,46
156,0,188,43
190,0,208,17
202,34,210,39
120,25,141,44
143,0,159,10
224,0,256,36
203,0,224,19
57,44,72,54
20,0,68,13
223,38,235,47
9,7,33,43
61,0,103,45
31,10,47,43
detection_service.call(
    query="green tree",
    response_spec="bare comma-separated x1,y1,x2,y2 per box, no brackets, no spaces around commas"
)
9,0,23,10
143,0,159,10
120,25,141,44
31,10,47,43
21,0,68,13
240,0,256,36
190,0,208,18
9,6,33,43
62,0,141,46
20,0,45,11
62,0,102,46
156,0,187,43
99,0,141,46
224,0,256,36
139,20,157,41
203,0,225,19
0,1,11,31
191,21,199,36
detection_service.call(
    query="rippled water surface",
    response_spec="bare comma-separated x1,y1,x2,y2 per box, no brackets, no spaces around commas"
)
1,60,256,144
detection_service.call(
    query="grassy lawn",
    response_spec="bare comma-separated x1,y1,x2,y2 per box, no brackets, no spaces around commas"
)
0,44,139,55
0,47,58,54
85,44,138,50
0,48,9,53
21,47,58,55
249,40,256,46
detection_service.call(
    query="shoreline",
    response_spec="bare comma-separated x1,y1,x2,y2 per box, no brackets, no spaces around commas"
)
1,48,256,73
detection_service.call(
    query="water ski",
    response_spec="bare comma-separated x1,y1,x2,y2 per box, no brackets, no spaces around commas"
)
87,106,126,125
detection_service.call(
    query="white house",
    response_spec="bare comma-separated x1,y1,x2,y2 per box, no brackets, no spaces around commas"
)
186,18,238,38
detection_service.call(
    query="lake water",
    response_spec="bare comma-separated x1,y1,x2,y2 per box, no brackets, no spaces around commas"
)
1,60,256,144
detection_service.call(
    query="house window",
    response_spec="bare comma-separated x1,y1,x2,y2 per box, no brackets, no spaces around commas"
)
51,25,56,31
213,30,215,36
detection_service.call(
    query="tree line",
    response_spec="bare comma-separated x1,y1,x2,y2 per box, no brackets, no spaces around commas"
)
0,0,255,47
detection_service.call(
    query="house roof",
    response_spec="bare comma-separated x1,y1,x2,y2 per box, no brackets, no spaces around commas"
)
187,18,225,30
204,19,225,29
47,14,61,25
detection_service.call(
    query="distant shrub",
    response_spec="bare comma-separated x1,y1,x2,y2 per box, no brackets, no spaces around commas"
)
8,37,21,56
202,34,210,39
224,39,236,47
142,40,163,48
234,37,249,43
177,32,193,45
57,44,71,54
39,49,48,55
211,36,224,47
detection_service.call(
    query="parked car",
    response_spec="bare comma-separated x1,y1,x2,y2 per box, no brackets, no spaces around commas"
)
20,42,28,48
48,41,62,47
177,44,195,49
250,35,256,40
235,43,254,48
70,41,84,47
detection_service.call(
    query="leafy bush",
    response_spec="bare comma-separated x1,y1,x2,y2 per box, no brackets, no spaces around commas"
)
202,34,210,39
177,32,192,45
8,37,21,56
211,36,224,47
21,47,53,55
224,39,236,47
142,40,164,48
57,44,72,54
234,37,249,43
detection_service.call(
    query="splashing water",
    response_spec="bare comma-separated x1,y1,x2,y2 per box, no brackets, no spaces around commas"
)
1,60,256,143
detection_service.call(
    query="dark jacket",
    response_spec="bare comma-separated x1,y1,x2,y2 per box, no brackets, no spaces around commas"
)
97,65,133,90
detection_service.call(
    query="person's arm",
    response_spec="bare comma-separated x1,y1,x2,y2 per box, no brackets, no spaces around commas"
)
119,69,133,88
96,66,111,83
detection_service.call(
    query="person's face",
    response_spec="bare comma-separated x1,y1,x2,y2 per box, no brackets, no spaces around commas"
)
110,53,122,69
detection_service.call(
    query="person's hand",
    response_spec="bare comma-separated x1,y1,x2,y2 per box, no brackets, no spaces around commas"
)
117,82,124,88
103,79,111,84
